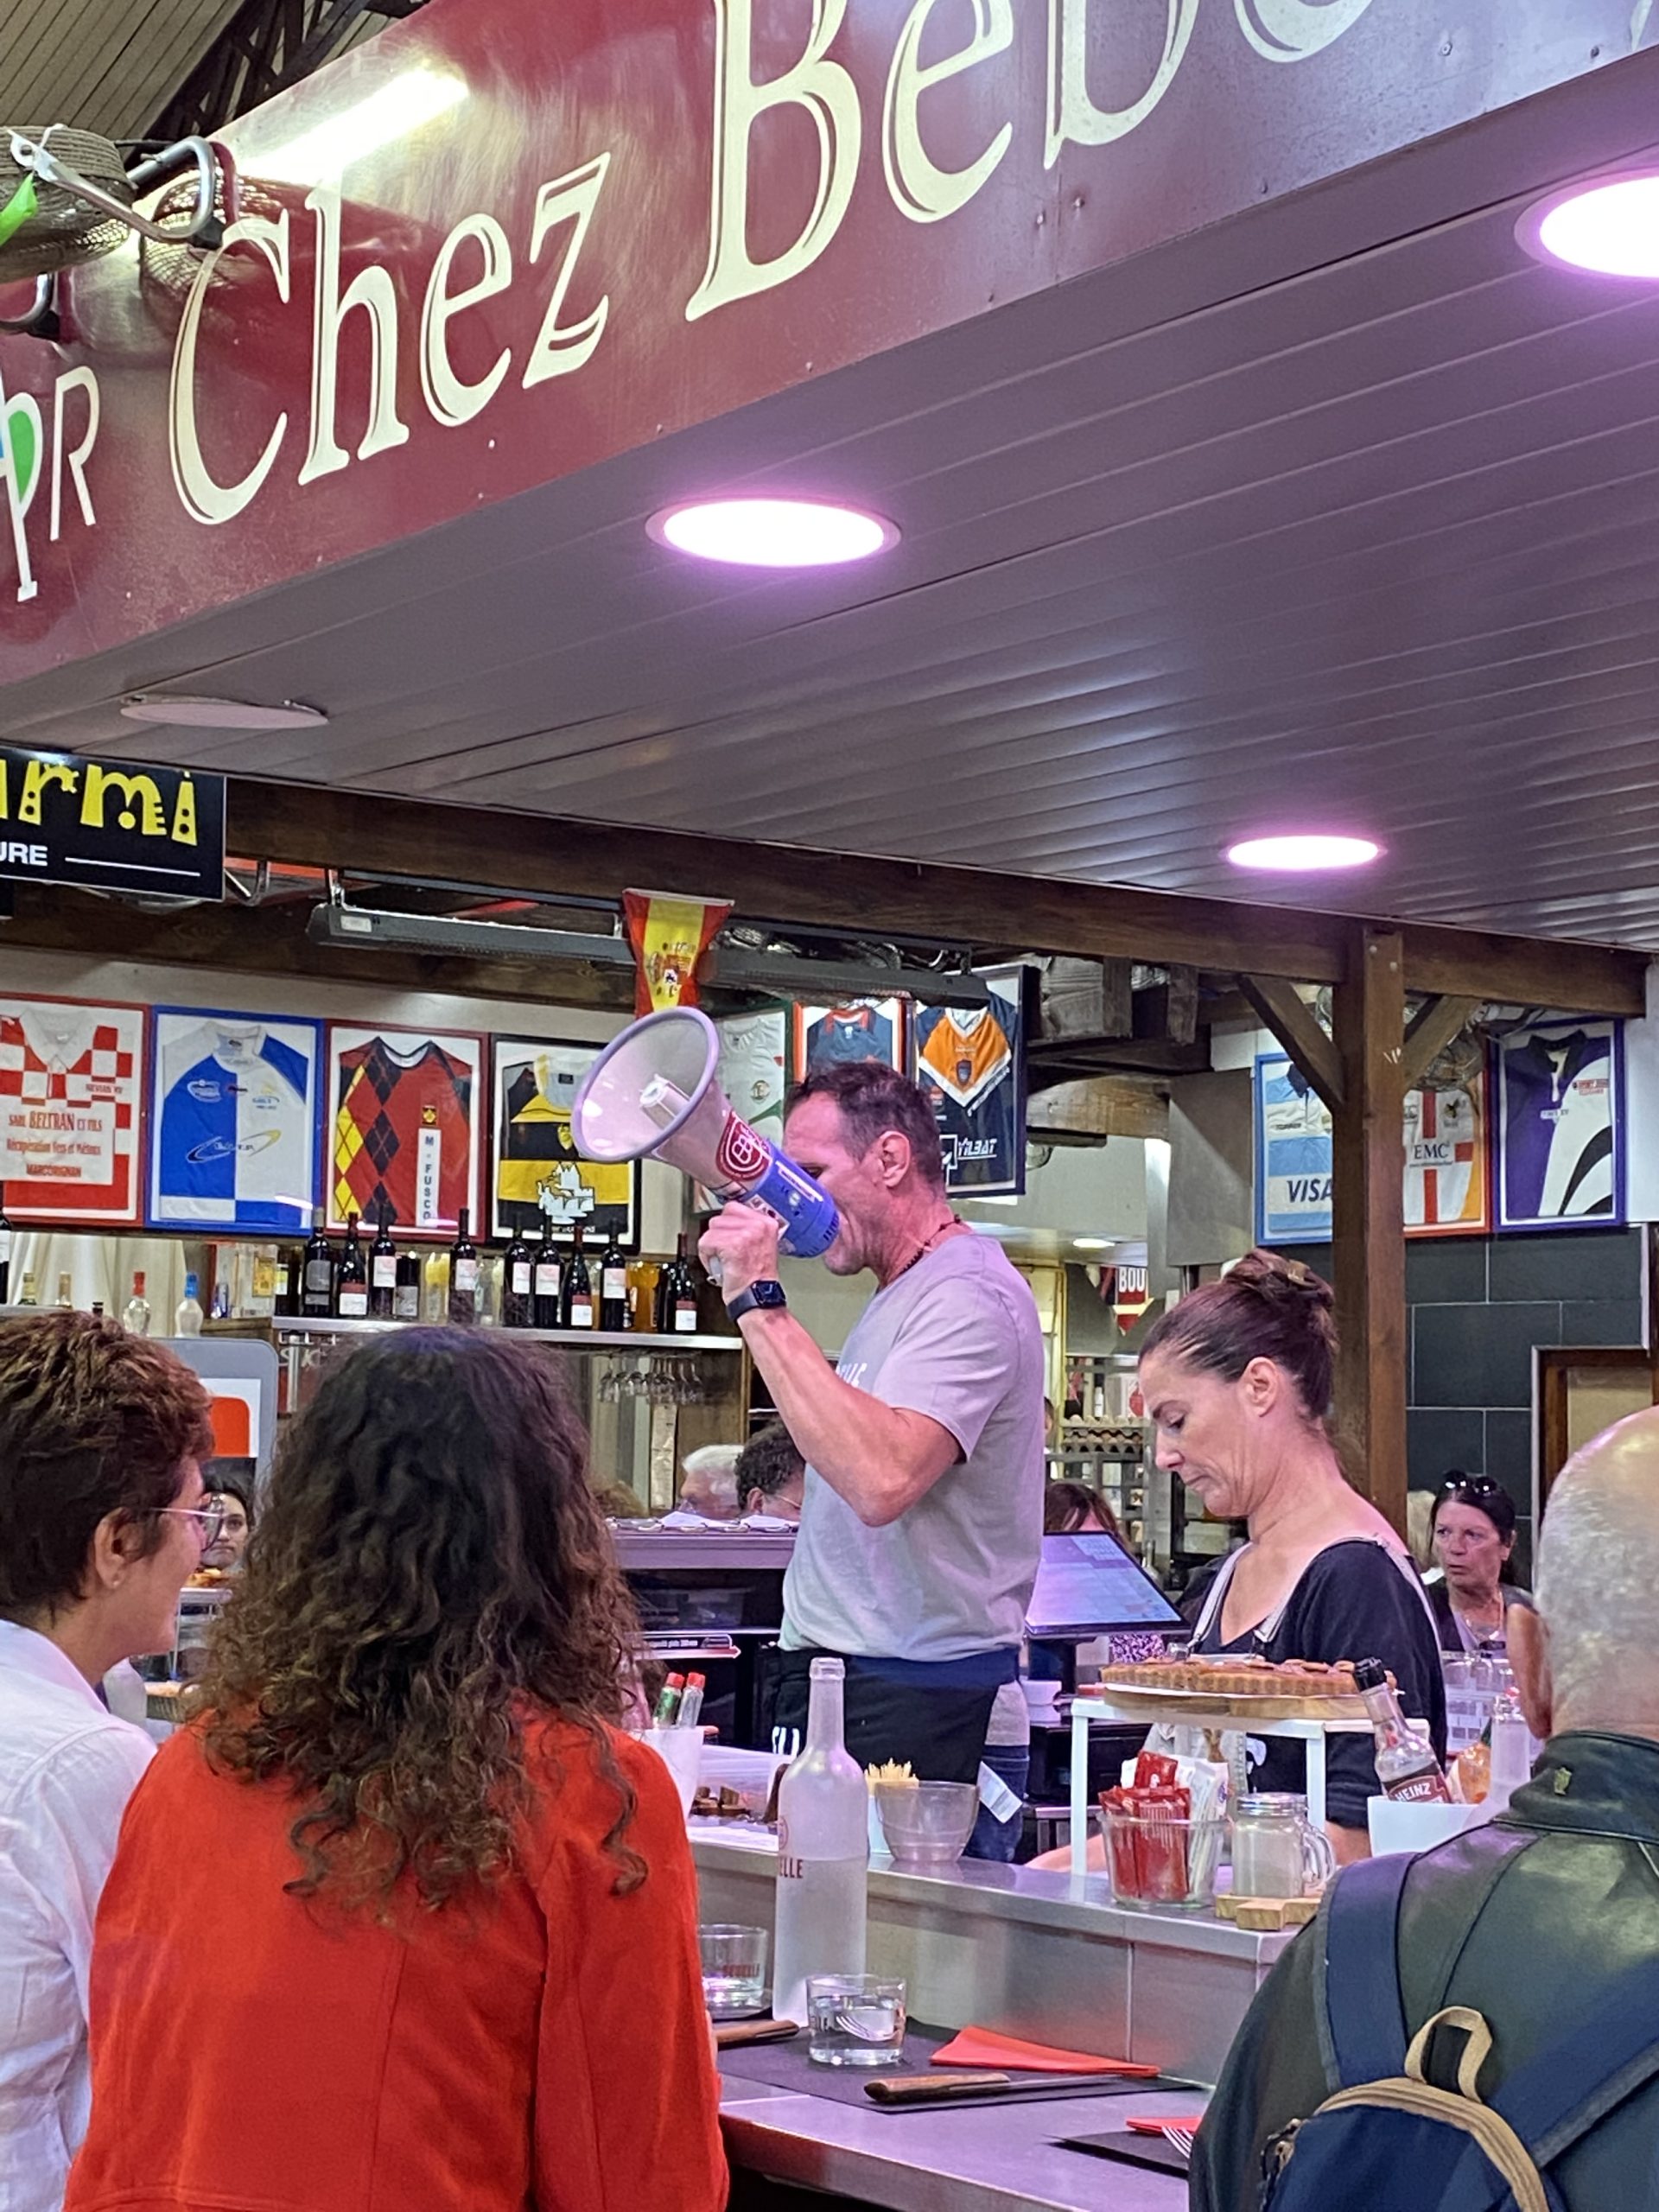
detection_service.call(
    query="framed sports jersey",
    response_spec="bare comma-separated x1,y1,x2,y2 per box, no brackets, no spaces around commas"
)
0,994,146,1224
325,1026,485,1237
1495,1020,1625,1233
911,967,1029,1197
148,1009,323,1233
791,997,906,1083
490,1037,640,1249
1403,1070,1491,1239
1254,1052,1333,1245
717,1005,789,1140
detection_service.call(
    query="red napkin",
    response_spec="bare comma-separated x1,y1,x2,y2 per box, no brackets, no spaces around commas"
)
1128,2114,1208,2135
930,2027,1160,2076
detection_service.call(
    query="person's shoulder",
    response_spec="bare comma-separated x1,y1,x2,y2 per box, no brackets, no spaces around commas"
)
14,1711,154,1822
522,1713,684,1831
923,1236,1039,1321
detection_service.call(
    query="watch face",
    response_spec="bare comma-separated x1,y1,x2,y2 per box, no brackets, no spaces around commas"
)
753,1279,787,1307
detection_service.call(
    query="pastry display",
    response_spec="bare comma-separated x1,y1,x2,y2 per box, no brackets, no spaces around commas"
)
1096,1656,1386,1700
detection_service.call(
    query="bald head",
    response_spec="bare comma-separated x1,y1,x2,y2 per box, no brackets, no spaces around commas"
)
1522,1408,1659,1740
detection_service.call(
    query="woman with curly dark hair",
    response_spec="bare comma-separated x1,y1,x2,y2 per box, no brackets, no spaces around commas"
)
68,1331,725,2212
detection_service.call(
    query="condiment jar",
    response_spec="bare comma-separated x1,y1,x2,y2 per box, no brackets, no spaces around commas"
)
1230,1793,1336,1900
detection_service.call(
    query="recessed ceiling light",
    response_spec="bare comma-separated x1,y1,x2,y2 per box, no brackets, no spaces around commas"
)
1516,172,1659,278
647,497,898,568
1225,834,1382,872
120,695,328,730
1073,1236,1112,1251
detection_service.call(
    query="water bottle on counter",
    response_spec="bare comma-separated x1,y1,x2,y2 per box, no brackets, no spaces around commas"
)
772,1656,868,2025
1485,1685,1533,1816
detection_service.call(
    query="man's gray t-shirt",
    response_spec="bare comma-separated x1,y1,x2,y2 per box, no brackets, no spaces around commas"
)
781,1234,1045,1662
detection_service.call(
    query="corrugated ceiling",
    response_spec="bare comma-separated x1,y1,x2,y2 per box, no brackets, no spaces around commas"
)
0,0,241,140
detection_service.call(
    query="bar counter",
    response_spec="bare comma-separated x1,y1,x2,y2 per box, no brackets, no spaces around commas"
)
696,1827,1294,2209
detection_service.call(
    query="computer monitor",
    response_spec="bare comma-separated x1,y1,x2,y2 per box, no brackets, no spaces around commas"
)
1025,1532,1185,1640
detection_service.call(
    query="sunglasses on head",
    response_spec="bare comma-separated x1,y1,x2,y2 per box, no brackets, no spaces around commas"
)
1440,1474,1502,1500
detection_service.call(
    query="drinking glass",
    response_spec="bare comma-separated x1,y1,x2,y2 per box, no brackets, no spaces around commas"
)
806,1974,907,2067
698,1923,769,2018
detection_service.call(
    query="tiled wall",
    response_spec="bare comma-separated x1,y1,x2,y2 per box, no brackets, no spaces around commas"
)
1274,1229,1647,1573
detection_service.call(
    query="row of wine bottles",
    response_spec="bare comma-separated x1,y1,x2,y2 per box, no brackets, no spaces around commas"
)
289,1211,706,1334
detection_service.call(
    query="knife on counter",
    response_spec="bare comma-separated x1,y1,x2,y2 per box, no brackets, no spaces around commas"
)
864,2069,1205,2107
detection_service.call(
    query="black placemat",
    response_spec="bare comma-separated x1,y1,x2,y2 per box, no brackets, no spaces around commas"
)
1057,2129,1191,2176
721,2025,1190,2113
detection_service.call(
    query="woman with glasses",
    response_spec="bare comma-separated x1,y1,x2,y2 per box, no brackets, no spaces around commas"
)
0,1312,215,2212
1429,1471,1535,1656
67,1329,725,2212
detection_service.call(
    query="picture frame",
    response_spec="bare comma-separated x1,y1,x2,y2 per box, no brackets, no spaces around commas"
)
1495,1018,1625,1233
148,1007,323,1233
0,992,147,1225
1403,1061,1491,1239
791,996,907,1083
324,1024,486,1237
489,1035,641,1249
1253,1052,1333,1246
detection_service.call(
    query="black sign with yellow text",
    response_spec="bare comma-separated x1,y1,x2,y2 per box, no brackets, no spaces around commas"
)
0,749,224,899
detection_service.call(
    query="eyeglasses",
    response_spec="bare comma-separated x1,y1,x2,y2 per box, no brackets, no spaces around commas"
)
156,1504,227,1550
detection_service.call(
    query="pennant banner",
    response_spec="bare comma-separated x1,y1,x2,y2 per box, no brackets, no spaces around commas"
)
622,889,731,1016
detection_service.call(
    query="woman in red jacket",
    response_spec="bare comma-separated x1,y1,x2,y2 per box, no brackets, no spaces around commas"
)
68,1329,725,2212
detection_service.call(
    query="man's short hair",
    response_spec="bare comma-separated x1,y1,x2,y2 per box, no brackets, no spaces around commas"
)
0,1313,215,1620
735,1421,805,1501
788,1058,945,1190
1536,1409,1659,1727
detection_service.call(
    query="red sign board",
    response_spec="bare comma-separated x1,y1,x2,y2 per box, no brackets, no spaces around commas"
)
0,0,1638,672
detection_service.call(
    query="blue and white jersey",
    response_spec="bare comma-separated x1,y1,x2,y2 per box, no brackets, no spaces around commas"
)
1499,1023,1619,1228
154,1020,316,1229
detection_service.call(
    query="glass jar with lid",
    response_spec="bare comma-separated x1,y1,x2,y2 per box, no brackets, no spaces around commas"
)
1230,1793,1336,1901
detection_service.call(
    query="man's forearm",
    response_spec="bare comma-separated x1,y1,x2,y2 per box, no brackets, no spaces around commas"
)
737,1306,947,1526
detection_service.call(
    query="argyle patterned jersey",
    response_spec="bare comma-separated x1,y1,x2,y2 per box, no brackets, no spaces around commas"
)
333,1037,473,1231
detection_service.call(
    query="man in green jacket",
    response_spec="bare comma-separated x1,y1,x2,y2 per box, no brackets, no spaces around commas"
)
1192,1406,1659,2211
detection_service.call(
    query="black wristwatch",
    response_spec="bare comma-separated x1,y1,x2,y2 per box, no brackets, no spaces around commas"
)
726,1280,787,1324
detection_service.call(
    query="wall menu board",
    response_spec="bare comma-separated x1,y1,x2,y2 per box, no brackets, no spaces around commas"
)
911,966,1029,1198
489,1036,640,1249
148,1008,324,1234
1494,1018,1625,1233
0,994,146,1224
325,1025,486,1237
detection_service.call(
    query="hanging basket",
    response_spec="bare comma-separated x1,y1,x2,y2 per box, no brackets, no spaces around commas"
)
0,125,134,283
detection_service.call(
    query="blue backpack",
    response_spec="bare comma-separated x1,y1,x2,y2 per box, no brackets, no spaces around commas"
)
1260,1846,1659,2212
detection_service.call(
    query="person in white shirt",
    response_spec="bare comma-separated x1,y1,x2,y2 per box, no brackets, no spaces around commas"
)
0,1313,216,2212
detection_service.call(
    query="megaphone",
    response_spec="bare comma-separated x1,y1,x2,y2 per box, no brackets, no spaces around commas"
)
571,1007,840,1258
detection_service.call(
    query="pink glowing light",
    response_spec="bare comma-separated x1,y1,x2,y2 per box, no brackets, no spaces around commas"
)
1225,834,1382,872
1516,173,1659,279
647,497,898,567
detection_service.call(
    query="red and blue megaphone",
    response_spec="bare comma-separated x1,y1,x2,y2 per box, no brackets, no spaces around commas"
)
571,1007,839,1257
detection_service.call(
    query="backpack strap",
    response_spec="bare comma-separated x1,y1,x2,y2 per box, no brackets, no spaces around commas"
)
1317,1851,1413,2087
1487,1967,1659,2169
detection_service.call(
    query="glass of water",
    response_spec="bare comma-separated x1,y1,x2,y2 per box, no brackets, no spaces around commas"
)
698,1923,769,2018
805,1974,907,2067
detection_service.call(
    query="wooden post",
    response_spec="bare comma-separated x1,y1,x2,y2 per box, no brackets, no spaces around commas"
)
1331,927,1408,1531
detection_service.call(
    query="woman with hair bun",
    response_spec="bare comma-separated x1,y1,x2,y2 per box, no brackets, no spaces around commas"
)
67,1330,725,2212
1137,1250,1446,1862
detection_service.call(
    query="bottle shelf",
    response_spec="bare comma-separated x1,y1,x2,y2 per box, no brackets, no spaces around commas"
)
208,1315,744,1353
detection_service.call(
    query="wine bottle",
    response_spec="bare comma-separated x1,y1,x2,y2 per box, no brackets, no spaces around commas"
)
531,1221,562,1331
772,1658,868,2026
448,1207,480,1326
54,1270,74,1311
0,1183,11,1305
123,1271,151,1336
301,1207,334,1319
175,1274,205,1337
276,1246,301,1319
502,1229,533,1329
673,1232,701,1334
563,1222,594,1330
336,1212,369,1319
393,1244,422,1322
16,1270,38,1308
368,1205,397,1319
599,1230,629,1333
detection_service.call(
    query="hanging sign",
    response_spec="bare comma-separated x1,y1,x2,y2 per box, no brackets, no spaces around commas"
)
623,889,730,1014
0,747,224,899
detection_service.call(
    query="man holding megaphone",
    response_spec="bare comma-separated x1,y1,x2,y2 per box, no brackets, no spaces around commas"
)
697,1058,1045,1790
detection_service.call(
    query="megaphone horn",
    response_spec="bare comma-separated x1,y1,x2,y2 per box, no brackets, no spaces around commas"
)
571,1008,839,1260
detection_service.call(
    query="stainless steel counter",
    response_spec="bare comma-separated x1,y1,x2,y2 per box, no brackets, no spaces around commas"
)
694,1826,1291,2084
720,2069,1192,2212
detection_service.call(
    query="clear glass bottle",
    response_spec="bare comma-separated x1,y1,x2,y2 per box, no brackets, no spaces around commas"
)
1353,1657,1451,1802
123,1270,151,1336
175,1274,205,1337
16,1270,38,1308
54,1270,74,1311
772,1657,868,2025
1486,1685,1533,1817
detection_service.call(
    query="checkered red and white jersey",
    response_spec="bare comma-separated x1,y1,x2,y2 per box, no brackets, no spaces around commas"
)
0,1007,140,1217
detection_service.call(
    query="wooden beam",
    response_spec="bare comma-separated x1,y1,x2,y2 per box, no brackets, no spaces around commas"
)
0,887,639,1011
1331,927,1408,1534
1237,973,1345,1112
1027,1075,1170,1142
1400,995,1480,1092
220,779,1649,1013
